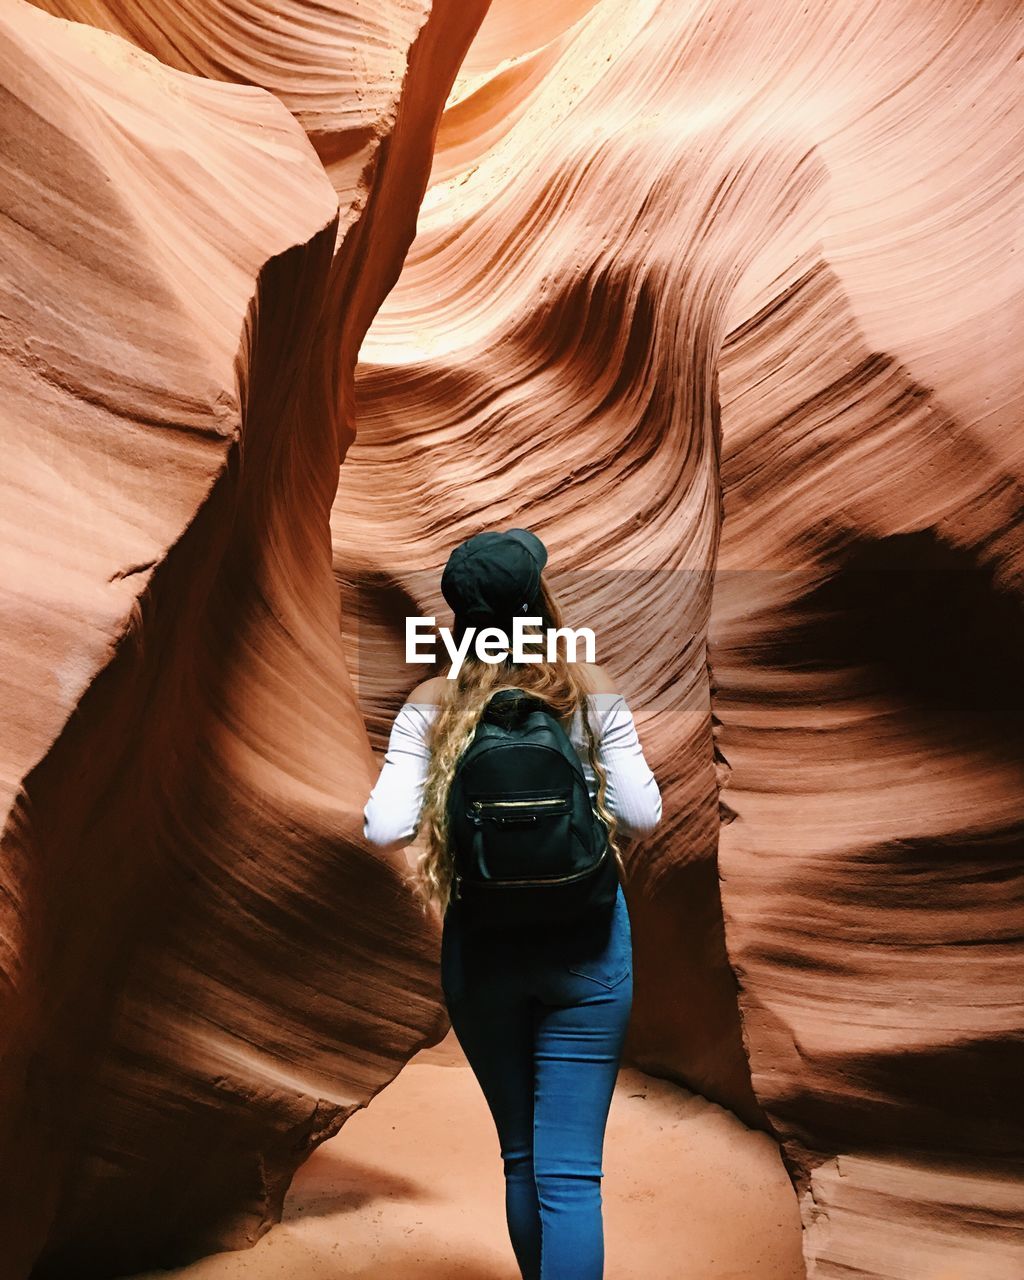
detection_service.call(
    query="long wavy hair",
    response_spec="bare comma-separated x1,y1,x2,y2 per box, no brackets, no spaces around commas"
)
410,577,623,915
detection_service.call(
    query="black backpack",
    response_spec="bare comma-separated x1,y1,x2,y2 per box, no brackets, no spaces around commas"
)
446,688,619,930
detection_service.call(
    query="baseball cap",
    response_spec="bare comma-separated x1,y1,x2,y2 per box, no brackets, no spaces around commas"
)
440,528,548,624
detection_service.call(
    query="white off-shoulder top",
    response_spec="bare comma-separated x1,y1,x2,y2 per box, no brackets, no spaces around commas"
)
363,692,662,853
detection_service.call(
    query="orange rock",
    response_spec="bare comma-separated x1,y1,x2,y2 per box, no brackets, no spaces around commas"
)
0,0,483,1274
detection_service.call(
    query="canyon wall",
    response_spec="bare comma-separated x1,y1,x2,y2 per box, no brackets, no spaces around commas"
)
0,1,484,1274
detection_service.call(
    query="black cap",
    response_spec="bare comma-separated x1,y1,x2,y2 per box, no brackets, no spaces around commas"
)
440,528,548,625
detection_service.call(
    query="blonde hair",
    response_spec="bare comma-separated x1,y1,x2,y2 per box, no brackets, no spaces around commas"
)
410,578,624,915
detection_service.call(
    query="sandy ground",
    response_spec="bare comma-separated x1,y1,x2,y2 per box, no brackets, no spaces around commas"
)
136,1029,805,1279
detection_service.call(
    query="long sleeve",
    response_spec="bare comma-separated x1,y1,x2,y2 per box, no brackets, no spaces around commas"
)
364,692,662,852
586,693,663,839
363,702,439,852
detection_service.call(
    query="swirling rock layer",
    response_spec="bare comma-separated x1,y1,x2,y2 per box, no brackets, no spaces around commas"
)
4,0,1023,1277
336,1,1024,1277
714,261,1024,1278
0,0,484,1275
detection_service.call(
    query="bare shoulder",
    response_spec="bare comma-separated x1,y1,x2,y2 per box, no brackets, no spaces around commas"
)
406,675,448,704
576,661,618,694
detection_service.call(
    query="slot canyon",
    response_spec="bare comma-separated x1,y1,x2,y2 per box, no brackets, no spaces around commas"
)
1,1,1022,1277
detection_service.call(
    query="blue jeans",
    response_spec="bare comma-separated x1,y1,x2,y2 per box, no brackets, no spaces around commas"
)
441,880,633,1280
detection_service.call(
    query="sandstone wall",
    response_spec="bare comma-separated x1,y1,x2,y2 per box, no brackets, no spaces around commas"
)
0,1,484,1273
3,1,1022,1277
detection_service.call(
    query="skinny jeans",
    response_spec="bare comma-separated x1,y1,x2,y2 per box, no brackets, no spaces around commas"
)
440,881,633,1280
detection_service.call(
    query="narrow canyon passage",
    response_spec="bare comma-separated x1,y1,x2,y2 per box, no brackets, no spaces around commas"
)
132,1032,804,1280
4,0,1021,1275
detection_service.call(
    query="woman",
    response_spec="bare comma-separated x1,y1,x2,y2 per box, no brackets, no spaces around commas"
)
363,527,662,1280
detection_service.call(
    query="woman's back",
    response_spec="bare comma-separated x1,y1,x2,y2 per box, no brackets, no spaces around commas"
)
363,666,662,853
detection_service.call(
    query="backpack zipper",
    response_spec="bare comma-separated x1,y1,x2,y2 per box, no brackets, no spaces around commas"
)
471,797,565,810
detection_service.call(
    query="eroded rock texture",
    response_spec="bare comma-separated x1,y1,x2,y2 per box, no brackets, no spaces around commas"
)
0,1,484,1275
5,0,1023,1277
332,1,1024,1278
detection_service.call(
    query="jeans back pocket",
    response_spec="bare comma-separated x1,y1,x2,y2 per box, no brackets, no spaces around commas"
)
567,954,631,989
565,888,632,988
